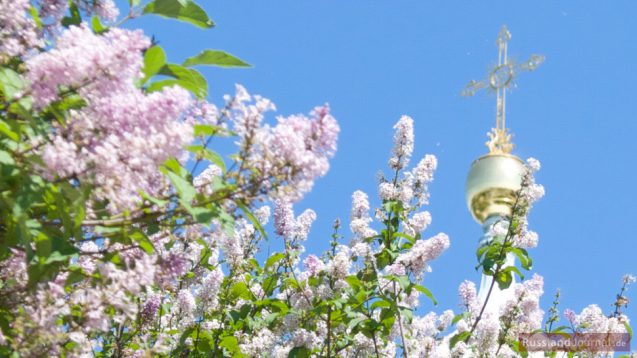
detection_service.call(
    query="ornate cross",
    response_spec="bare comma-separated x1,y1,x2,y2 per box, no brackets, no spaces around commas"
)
462,25,544,154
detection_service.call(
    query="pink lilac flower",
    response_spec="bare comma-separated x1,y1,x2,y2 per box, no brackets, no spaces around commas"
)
227,86,339,203
405,211,432,236
526,157,541,172
43,85,193,212
522,183,545,204
274,201,316,241
253,206,271,226
459,280,478,309
28,25,194,212
396,233,450,277
274,201,296,238
386,263,406,276
294,209,317,241
176,289,196,317
0,0,42,57
513,230,539,249
27,25,150,108
378,182,396,201
563,309,577,325
404,154,438,206
198,267,224,308
291,329,320,349
185,100,220,125
141,294,160,324
499,274,545,332
303,255,325,276
193,164,223,195
350,190,377,239
488,220,509,237
158,253,188,281
350,242,371,257
328,251,351,279
75,0,119,21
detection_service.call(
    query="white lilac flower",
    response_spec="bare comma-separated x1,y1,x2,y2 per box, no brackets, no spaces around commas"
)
389,115,415,170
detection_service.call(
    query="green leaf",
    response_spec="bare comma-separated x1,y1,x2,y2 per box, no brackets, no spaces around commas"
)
142,46,167,84
149,64,208,98
511,247,533,270
229,282,252,300
91,16,107,33
288,347,311,358
65,268,88,287
61,3,81,27
143,0,214,29
265,253,286,271
219,335,239,354
503,266,524,280
130,230,155,254
496,270,513,290
0,150,15,165
163,157,190,178
347,316,367,330
0,120,19,141
413,284,437,305
237,202,265,238
193,124,218,136
29,7,43,29
186,206,216,224
452,312,469,325
139,190,169,207
183,50,250,68
450,331,471,348
163,170,196,203
625,321,633,338
345,275,363,291
187,145,226,172
0,68,25,100
370,299,392,310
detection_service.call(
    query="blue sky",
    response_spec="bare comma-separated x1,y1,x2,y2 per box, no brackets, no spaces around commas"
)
122,1,637,328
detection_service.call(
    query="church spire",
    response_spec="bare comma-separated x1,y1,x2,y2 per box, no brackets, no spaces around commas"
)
464,25,544,223
462,26,544,320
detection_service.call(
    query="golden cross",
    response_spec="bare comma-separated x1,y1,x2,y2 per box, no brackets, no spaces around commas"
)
462,25,544,154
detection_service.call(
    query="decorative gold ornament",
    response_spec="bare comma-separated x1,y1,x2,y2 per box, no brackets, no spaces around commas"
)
462,25,544,155
486,127,514,155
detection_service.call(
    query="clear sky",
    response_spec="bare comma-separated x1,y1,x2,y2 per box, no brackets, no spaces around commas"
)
121,1,637,328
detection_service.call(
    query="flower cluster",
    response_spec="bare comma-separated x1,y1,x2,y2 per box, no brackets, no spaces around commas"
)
225,85,339,203
28,25,194,211
0,0,42,57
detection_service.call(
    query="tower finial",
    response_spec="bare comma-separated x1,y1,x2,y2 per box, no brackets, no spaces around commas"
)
462,25,545,155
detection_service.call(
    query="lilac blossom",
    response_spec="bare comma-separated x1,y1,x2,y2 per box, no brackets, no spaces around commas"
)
389,115,414,170
396,233,450,277
0,0,42,57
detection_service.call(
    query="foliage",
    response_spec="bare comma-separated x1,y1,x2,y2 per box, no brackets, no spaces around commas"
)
0,1,633,357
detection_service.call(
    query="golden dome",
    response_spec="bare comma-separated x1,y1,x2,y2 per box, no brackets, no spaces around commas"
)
465,153,525,223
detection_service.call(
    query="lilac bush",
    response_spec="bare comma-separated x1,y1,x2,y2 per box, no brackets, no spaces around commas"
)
0,1,633,357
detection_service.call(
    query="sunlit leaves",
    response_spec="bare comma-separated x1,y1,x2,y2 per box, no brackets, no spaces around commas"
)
142,46,167,84
0,68,25,100
183,50,251,68
148,64,208,99
143,0,214,29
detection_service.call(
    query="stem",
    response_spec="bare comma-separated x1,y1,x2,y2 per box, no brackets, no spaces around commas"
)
393,281,409,357
366,300,382,358
464,191,523,343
